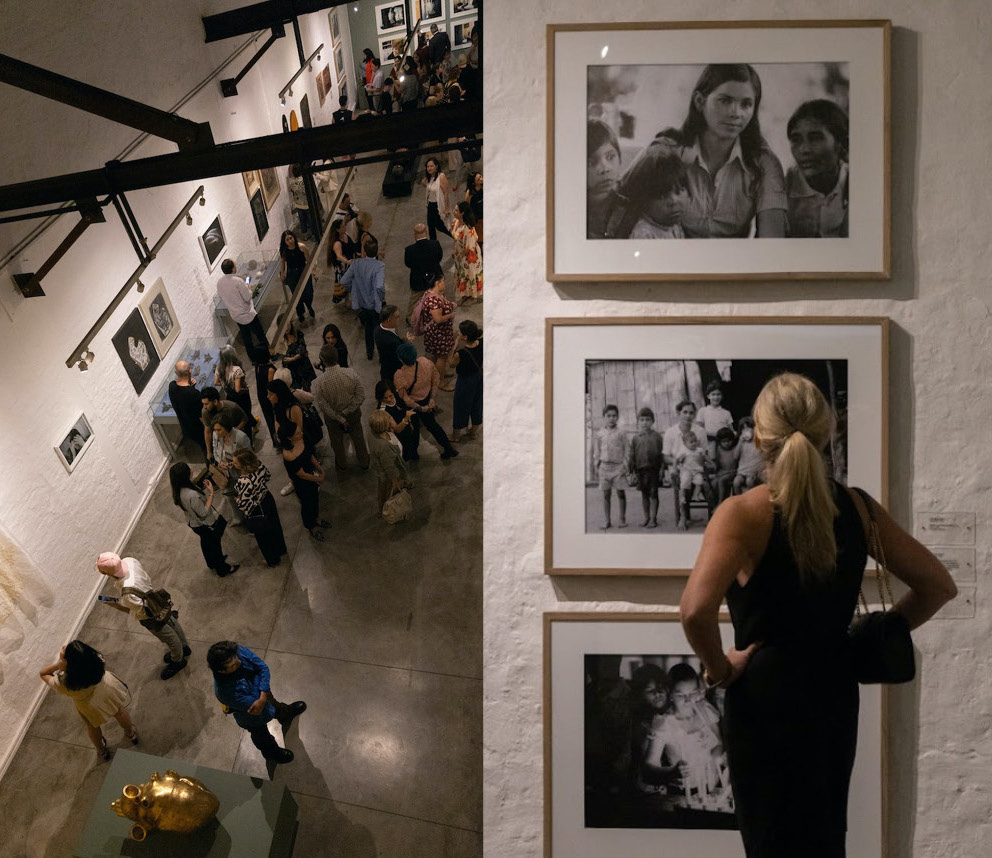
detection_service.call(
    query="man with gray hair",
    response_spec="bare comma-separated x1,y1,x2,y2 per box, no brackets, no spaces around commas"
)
312,345,370,470
168,360,208,460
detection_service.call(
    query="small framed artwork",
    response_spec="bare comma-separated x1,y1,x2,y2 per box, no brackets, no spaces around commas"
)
548,20,891,281
321,64,333,99
281,114,289,133
258,167,280,211
55,413,95,473
544,612,884,858
375,1,406,34
545,317,888,575
452,16,476,49
379,36,402,65
300,93,312,129
416,0,446,25
316,65,328,106
450,0,478,19
249,189,269,241
111,307,162,395
198,214,227,271
242,170,260,200
329,6,341,44
138,277,180,358
333,46,344,81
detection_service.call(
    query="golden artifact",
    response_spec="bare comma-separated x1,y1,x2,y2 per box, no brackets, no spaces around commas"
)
111,769,220,841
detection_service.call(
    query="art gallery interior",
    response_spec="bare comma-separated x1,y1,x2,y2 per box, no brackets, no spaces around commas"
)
1,1,990,857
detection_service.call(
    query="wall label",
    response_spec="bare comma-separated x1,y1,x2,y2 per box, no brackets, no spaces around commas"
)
915,512,976,546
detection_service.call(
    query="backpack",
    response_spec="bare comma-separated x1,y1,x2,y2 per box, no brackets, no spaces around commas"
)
410,293,433,337
122,587,174,625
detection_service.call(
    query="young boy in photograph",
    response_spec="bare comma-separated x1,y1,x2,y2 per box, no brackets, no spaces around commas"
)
732,416,764,494
676,431,714,531
593,404,628,530
629,407,664,529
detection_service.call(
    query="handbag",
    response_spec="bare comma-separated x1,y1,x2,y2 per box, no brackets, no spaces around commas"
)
301,403,324,447
382,487,413,524
847,488,915,684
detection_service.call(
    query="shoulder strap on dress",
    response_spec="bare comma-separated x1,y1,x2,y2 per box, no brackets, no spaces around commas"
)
845,486,874,552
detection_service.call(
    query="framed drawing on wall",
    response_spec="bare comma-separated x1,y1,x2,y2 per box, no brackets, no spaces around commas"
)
55,413,95,473
375,1,406,34
321,64,333,100
329,6,341,44
544,612,884,858
258,167,280,211
138,277,180,358
317,64,328,106
242,169,260,200
198,214,227,271
249,189,269,241
111,308,161,395
545,317,888,575
547,21,891,281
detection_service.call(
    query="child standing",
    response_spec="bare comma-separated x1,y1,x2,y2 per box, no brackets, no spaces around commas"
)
593,404,628,529
629,407,664,528
712,427,740,504
695,380,734,459
676,431,714,531
733,416,764,494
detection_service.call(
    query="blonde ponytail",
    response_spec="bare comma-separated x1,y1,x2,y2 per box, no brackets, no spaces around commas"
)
753,373,838,583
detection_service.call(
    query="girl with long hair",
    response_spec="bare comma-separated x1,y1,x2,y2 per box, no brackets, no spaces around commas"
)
279,230,314,322
169,462,237,577
421,157,452,240
450,201,482,304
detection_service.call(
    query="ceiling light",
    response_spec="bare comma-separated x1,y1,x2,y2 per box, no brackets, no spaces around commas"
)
279,96,286,106
136,279,145,293
199,196,206,206
186,214,193,226
78,360,89,372
84,350,95,362
287,87,293,97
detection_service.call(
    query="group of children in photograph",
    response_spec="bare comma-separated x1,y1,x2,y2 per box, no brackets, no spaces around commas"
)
592,381,763,531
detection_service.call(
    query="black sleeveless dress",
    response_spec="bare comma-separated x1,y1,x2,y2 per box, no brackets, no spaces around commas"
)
724,484,867,858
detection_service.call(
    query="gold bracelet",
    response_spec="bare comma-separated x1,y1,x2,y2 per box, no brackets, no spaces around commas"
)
702,663,732,689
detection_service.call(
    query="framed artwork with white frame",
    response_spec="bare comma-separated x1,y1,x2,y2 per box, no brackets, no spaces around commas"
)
544,612,884,858
547,20,891,281
452,16,476,49
375,1,406,34
55,413,95,473
415,0,446,26
138,276,180,358
545,317,889,575
450,0,478,20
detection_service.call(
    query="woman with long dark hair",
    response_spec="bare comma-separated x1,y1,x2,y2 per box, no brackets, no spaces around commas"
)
278,419,329,542
215,344,256,434
616,64,787,239
680,373,956,856
450,201,482,304
233,449,287,566
169,462,238,577
316,323,349,371
421,157,452,240
40,640,137,760
279,230,314,322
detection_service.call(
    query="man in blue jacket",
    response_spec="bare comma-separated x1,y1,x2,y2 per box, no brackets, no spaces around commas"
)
208,641,306,764
340,236,386,361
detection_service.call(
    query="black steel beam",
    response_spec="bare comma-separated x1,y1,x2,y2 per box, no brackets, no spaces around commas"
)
0,53,214,152
19,199,105,296
203,0,347,43
0,101,482,213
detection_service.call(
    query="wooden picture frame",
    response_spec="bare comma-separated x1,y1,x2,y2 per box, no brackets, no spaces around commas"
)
258,167,280,211
545,317,889,576
54,413,95,474
138,276,180,359
547,20,891,281
241,169,260,200
544,612,885,857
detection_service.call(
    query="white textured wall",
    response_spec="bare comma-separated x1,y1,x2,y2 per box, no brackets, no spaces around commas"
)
484,2,992,856
0,0,339,775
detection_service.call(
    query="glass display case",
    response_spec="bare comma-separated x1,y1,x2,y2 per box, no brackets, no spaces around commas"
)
213,250,287,334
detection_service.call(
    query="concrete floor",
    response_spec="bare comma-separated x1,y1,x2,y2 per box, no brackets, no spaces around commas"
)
0,158,482,858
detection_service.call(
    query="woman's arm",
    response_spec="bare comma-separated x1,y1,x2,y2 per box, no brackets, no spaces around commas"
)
280,256,287,282
439,172,451,211
39,657,66,681
680,492,770,683
300,243,310,264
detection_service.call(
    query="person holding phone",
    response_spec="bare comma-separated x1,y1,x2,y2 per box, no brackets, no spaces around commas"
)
169,463,239,577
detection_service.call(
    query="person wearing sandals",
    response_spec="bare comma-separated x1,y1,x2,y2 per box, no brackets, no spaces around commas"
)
40,640,138,761
233,449,288,567
449,320,482,443
278,420,330,542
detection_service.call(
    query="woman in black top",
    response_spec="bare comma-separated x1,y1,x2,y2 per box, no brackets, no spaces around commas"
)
233,449,287,566
680,373,956,858
449,320,482,442
316,323,349,371
277,421,328,542
279,230,314,321
374,380,419,461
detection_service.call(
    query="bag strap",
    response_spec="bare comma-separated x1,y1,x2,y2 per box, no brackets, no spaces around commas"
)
120,586,149,599
461,344,481,371
849,487,896,613
406,360,419,395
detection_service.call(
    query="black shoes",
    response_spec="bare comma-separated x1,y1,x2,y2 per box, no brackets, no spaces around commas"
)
160,658,188,680
279,700,307,732
267,747,295,764
217,564,240,578
164,646,192,664
440,448,459,459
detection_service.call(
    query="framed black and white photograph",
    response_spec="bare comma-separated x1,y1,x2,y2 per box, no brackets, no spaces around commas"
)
379,36,402,65
334,45,345,82
54,413,95,473
300,93,312,129
329,6,341,44
241,169,260,200
111,307,161,395
249,189,269,241
545,318,888,575
450,0,478,19
138,276,180,358
544,613,884,858
316,63,328,106
258,167,280,211
548,21,891,280
375,1,406,34
452,17,476,49
197,214,227,271
416,0,445,26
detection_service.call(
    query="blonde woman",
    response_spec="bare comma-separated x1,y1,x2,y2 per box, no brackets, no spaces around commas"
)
680,373,956,856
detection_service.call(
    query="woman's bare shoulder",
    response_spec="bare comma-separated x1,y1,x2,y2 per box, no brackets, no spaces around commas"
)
709,486,774,544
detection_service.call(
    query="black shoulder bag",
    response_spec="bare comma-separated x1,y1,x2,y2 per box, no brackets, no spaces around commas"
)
847,488,915,684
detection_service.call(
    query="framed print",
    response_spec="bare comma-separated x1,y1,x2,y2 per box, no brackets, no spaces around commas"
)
329,6,341,44
300,93,312,128
379,36,402,65
544,613,884,858
415,0,445,26
138,277,180,358
545,317,888,575
333,45,344,81
55,413,95,473
258,167,280,211
547,21,891,281
375,1,406,34
249,189,269,242
316,64,328,105
450,0,479,19
111,308,161,395
321,64,333,99
197,214,227,271
452,16,476,49
241,169,260,200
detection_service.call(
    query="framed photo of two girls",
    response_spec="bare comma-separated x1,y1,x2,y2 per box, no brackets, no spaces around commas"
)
547,20,891,281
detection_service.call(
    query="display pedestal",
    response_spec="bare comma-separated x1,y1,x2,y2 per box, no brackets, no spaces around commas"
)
73,749,298,858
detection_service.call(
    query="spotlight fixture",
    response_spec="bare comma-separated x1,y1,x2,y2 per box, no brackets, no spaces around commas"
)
77,360,89,372
287,87,293,97
199,196,206,206
85,350,95,362
279,96,286,106
278,44,323,104
136,279,145,293
186,214,193,226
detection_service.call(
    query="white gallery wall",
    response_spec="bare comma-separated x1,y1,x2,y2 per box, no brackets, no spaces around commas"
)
0,0,343,774
484,1,992,857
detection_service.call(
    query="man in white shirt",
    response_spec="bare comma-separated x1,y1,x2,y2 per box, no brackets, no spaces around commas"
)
215,259,271,360
96,552,190,679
